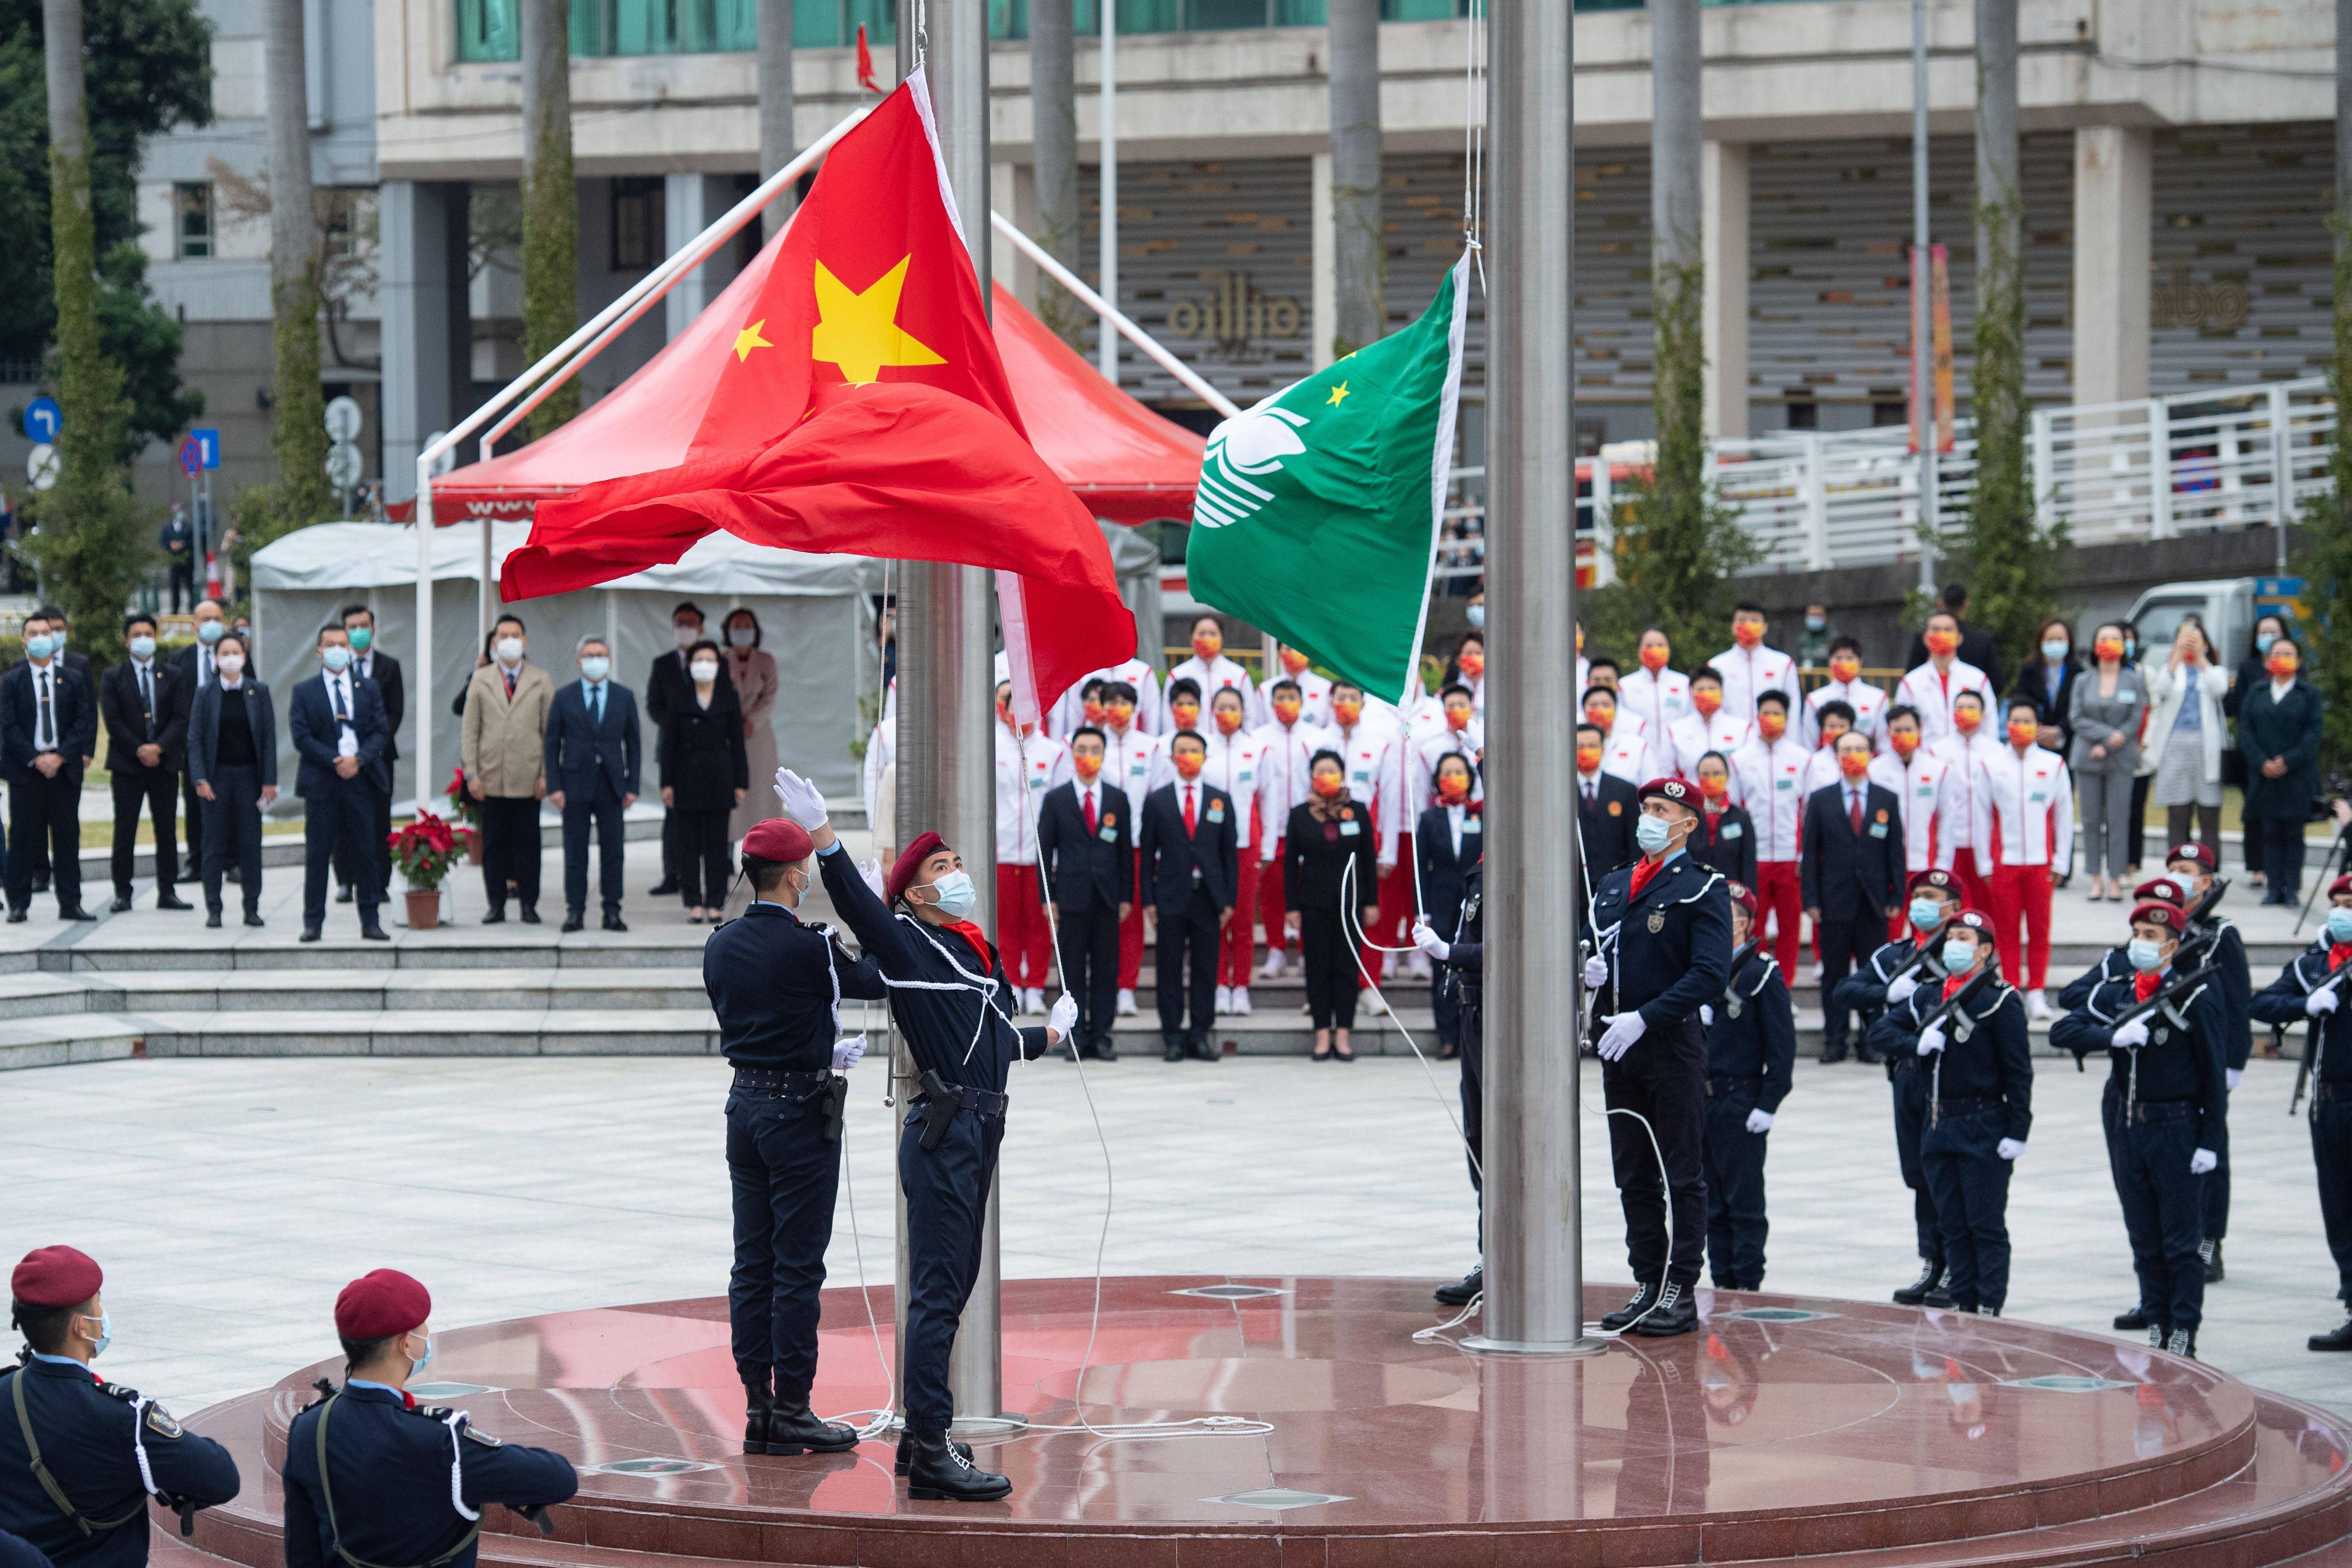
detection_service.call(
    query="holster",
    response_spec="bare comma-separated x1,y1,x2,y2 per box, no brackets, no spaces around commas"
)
822,1077,849,1145
918,1069,960,1152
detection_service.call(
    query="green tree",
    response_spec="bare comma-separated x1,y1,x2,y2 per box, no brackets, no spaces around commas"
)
519,0,579,439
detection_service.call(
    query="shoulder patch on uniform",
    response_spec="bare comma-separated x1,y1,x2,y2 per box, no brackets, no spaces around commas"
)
412,1403,455,1421
144,1403,183,1438
461,1424,503,1447
96,1379,140,1403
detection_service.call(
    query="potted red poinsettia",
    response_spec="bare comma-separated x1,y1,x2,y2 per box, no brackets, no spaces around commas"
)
445,766,484,864
389,811,475,930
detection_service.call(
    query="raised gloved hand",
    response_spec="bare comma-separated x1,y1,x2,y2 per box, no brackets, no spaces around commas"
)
1916,1024,1946,1056
2189,1147,2218,1176
1597,1010,1647,1061
1048,991,1080,1040
858,856,885,898
2226,1067,2244,1092
774,768,829,832
1996,1138,2026,1161
1583,955,1610,990
1746,1107,1774,1134
2110,1018,2151,1050
1699,1004,1714,1027
1885,974,1920,1006
2309,987,2341,1017
831,1037,865,1071
1411,921,1450,960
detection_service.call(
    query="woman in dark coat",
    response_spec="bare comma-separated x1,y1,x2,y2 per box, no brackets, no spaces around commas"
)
1286,749,1381,1062
1689,750,1758,888
2008,616,2080,758
2237,632,2324,904
658,637,749,920
2224,611,2292,889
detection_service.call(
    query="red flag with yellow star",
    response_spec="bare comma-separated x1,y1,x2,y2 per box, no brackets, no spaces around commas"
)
500,70,1134,722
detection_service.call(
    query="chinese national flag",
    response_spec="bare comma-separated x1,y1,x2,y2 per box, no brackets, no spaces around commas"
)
499,70,1134,723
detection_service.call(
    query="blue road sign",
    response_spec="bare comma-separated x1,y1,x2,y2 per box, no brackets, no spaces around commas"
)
188,428,220,469
22,397,60,444
2256,576,2306,602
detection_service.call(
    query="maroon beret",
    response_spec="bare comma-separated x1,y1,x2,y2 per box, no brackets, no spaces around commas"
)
887,832,947,905
11,1246,101,1308
2332,875,2352,901
1637,777,1698,809
2133,877,2187,907
741,818,813,864
1724,880,1758,915
1950,909,1995,937
2166,842,2219,873
1907,868,1959,896
335,1269,431,1339
2131,902,2188,935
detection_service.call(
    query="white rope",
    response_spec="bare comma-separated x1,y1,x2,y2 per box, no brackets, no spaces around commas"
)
1462,0,1484,254
818,1114,899,1441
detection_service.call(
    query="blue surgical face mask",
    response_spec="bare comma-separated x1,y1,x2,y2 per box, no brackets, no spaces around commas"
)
1634,813,1677,857
197,620,225,645
322,646,352,673
2327,909,2352,945
1942,938,1976,973
128,635,156,660
922,870,976,919
407,1332,433,1378
81,1311,111,1358
1806,614,1826,632
2042,639,2069,661
1908,898,1942,933
2257,631,2278,655
348,626,373,652
2127,937,2167,973
24,634,53,660
579,657,610,682
1466,604,1485,629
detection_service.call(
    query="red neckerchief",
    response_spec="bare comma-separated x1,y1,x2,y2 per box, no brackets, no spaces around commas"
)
2134,970,2163,1004
1630,856,1665,899
2331,943,2352,973
942,919,996,974
1942,969,1975,1001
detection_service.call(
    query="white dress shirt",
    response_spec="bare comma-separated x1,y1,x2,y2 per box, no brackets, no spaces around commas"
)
324,670,359,756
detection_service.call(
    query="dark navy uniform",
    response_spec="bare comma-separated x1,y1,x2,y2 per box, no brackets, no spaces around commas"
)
282,1383,576,1568
2194,915,2252,1250
1896,972,2032,1313
815,843,1051,1434
1842,936,1947,1284
1701,947,1795,1289
2051,971,2229,1340
1587,851,1734,1293
0,1527,49,1568
705,900,886,1399
0,1355,238,1568
2254,943,2352,1309
2058,946,2130,1012
1435,860,1485,1204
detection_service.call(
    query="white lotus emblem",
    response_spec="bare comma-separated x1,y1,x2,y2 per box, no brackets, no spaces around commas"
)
1193,404,1308,530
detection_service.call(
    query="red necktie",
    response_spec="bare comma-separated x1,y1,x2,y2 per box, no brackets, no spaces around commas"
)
1850,789,1863,835
1184,786,1197,834
1084,790,1098,833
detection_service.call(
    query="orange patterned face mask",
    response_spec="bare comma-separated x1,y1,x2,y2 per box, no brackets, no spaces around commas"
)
1639,644,1670,672
1953,708,1983,734
1576,745,1604,773
1272,696,1302,724
2094,637,2124,662
2008,719,2039,747
1757,712,1787,740
1106,699,1136,729
1446,705,1473,732
1838,749,1871,779
1281,648,1310,676
1829,655,1861,683
1073,752,1103,780
1173,749,1205,780
1458,649,1485,679
1193,633,1223,662
1082,699,1106,726
1170,700,1201,731
1312,772,1345,798
1333,699,1363,727
1437,773,1471,804
1889,729,1920,757
1214,708,1243,735
1699,773,1729,801
1926,630,1960,658
1692,687,1722,717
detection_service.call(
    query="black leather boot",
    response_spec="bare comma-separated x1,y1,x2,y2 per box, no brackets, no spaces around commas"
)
1892,1260,1945,1306
2114,1303,2152,1331
741,1371,775,1455
1630,1280,1697,1337
1599,1281,1657,1332
1434,1265,1483,1307
2309,1318,2352,1351
765,1397,859,1456
2165,1327,2197,1360
903,1428,1009,1501
2201,1239,2225,1283
894,1431,973,1476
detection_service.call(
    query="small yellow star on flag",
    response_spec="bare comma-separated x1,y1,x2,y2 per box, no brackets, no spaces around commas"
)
733,319,774,362
1326,382,1351,407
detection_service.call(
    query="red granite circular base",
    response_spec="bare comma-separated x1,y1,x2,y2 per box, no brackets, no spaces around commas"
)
175,1277,2352,1568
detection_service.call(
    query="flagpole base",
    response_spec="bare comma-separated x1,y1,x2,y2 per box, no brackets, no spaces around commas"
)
1460,1333,1608,1357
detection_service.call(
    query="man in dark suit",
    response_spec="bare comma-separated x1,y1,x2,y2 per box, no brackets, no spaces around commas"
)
645,601,734,897
1801,729,1908,1063
161,505,194,610
17,604,92,896
1575,720,1640,897
0,611,96,920
1903,581,2004,693
288,623,391,942
172,598,230,882
1138,730,1239,1062
1036,727,1133,1062
333,603,405,907
100,612,193,912
544,635,641,933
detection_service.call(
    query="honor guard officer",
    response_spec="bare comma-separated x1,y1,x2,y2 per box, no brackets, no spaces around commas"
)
0,1528,49,1568
2160,843,2250,1284
773,770,1079,1502
1413,847,1485,1308
2,1248,238,1568
1899,911,2033,1317
2050,902,2229,1358
706,817,887,1459
1837,869,1963,1306
1585,777,1734,1338
2252,877,2352,1351
283,1271,576,1568
1700,882,1796,1291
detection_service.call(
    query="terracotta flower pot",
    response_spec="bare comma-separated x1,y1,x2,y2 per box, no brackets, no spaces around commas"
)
466,835,484,865
405,889,442,931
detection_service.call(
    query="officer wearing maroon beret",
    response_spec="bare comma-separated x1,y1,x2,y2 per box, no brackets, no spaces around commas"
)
702,816,885,1460
1583,776,1733,1338
282,1271,574,1568
2,1247,239,1568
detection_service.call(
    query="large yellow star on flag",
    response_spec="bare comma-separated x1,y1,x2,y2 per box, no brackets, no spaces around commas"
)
732,319,773,362
810,256,947,384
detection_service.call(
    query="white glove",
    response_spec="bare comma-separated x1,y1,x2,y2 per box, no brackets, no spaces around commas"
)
1597,1010,1647,1061
831,1037,865,1071
1996,1138,2026,1161
1411,920,1450,960
1048,991,1080,1039
2310,987,2341,1017
1583,955,1609,989
2226,1067,2244,1092
1916,1024,1946,1056
1746,1107,1774,1134
859,856,885,898
774,767,829,832
2110,1018,2150,1050
1885,974,1920,1006
2189,1147,2219,1176
1699,1004,1714,1027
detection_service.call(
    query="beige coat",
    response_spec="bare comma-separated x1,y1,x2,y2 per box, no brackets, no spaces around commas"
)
462,659,555,798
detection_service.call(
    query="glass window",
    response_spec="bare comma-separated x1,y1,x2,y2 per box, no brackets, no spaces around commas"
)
173,183,212,259
455,0,518,60
610,177,665,271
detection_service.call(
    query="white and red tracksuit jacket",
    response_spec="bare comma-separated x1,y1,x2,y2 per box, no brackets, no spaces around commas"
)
1972,742,2075,879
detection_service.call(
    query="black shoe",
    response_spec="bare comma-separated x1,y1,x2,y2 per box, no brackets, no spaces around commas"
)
4,910,22,924
1191,1037,1218,1061
335,885,354,904
2164,1327,2196,1359
1893,1260,1946,1307
31,876,48,894
1856,1043,1883,1066
894,1433,973,1477
360,925,389,941
482,906,506,925
2308,1318,2352,1351
205,911,222,929
2202,1239,2224,1283
1600,1282,1658,1332
603,914,629,932
2114,1304,2152,1331
225,866,240,884
109,893,132,912
1434,1265,1483,1307
766,1398,858,1456
561,913,585,933
1976,1305,2002,1318
300,927,323,943
741,1371,774,1455
245,912,266,928
1819,1042,1849,1064
903,1428,1009,1501
1922,1286,1955,1309
1163,1037,1185,1063
1096,1039,1117,1062
1630,1281,1698,1337
155,893,192,911
649,878,679,897
58,907,96,922
518,905,542,925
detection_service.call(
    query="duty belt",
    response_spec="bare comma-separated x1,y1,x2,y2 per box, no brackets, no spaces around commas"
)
1936,1095,2002,1115
2121,1098,2200,1124
730,1067,847,1143
913,1070,1008,1151
1706,1072,1763,1096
